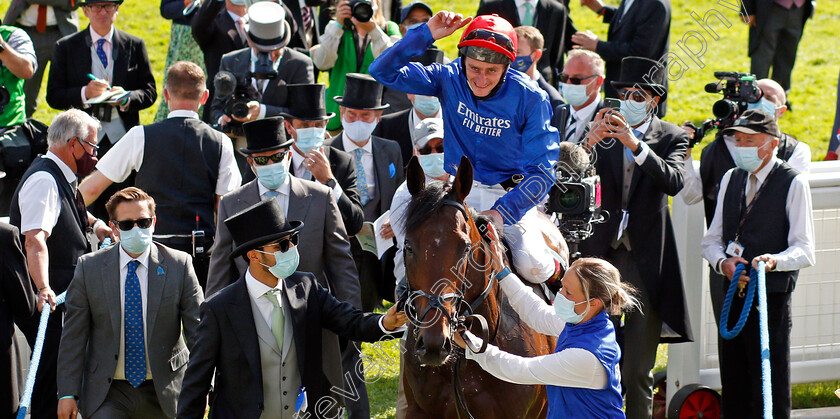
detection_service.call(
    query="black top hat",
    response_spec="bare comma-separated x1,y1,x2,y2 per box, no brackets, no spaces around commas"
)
239,117,295,154
411,48,445,66
722,109,781,138
610,56,668,101
333,73,390,111
280,84,335,121
226,198,304,259
79,0,123,4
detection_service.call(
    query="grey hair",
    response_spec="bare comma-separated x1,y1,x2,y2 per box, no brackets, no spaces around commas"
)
571,257,640,316
47,109,101,149
567,49,606,78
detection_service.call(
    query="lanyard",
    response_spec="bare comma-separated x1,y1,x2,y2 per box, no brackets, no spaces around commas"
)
735,162,778,241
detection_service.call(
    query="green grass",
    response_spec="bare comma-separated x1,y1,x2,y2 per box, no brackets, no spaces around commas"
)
5,0,837,414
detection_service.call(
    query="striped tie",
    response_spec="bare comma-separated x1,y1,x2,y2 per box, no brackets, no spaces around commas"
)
565,114,577,143
353,148,370,206
124,261,146,387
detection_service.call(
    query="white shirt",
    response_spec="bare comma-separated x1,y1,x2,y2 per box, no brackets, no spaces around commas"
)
409,107,442,133
95,110,241,195
701,157,815,273
565,99,600,144
290,146,344,202
80,26,115,103
19,5,58,27
342,134,376,201
245,268,283,332
514,0,539,24
257,172,292,215
17,152,76,235
465,275,608,390
680,135,812,205
114,245,153,380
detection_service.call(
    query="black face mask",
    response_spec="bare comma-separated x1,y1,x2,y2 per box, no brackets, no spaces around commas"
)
73,138,98,177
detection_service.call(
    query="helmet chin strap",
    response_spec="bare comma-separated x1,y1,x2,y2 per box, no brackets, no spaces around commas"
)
459,56,509,101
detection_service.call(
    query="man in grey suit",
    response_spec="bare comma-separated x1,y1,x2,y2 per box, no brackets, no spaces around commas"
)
57,187,204,419
3,0,78,116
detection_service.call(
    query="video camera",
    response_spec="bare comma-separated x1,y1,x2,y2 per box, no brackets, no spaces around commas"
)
213,71,259,136
686,71,763,146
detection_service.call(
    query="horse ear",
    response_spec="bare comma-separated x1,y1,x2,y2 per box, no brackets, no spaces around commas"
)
406,156,425,196
452,155,473,203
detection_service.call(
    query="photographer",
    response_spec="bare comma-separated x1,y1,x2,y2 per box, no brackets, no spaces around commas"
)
0,24,36,129
580,56,691,419
701,109,814,418
311,0,401,131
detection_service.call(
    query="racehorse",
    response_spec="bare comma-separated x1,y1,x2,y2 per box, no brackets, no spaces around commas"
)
401,156,563,418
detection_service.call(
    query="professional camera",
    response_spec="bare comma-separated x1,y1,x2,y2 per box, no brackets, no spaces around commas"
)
213,71,259,135
688,72,763,146
348,0,373,22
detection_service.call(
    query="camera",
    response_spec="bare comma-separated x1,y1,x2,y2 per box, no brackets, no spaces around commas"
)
689,72,763,145
252,51,277,80
213,71,259,135
547,175,601,223
348,0,373,22
0,85,10,114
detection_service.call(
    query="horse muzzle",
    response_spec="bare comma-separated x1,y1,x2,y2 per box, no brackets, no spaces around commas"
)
415,328,453,366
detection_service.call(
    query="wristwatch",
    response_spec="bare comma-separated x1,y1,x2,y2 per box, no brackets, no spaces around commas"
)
325,178,337,189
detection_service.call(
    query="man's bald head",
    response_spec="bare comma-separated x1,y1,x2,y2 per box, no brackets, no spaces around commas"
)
757,78,787,116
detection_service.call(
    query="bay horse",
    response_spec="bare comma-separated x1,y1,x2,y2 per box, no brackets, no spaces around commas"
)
401,156,562,418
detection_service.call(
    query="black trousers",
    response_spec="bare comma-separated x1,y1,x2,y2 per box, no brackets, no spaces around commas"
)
719,288,792,419
750,2,806,91
14,307,64,419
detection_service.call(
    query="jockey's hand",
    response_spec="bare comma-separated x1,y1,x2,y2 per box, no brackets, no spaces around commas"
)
426,11,472,41
479,209,503,227
482,221,507,273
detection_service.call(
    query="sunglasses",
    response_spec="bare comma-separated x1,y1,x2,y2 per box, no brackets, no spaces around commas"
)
558,73,597,85
112,218,153,231
462,29,515,54
251,151,287,166
617,89,653,103
264,234,300,253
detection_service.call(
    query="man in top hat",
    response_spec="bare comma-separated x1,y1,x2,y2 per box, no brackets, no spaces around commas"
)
179,198,406,418
374,47,445,165
370,13,565,285
46,0,157,220
579,56,691,418
79,61,241,290
281,83,364,236
211,1,314,132
701,109,814,418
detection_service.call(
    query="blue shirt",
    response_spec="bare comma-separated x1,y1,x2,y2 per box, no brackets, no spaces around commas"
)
369,24,559,223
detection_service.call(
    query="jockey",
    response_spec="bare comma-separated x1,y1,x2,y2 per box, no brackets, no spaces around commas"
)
369,12,563,283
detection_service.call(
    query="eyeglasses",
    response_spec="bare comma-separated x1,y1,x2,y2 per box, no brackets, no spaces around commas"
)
85,4,118,13
616,89,653,103
558,73,597,85
113,218,153,231
264,234,300,253
462,29,515,54
251,151,287,166
73,137,100,156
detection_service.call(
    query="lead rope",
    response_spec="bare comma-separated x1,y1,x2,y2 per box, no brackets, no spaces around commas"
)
719,261,772,418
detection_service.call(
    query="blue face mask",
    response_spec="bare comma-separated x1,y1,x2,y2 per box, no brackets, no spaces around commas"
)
417,152,446,178
553,293,592,325
747,97,779,119
620,99,652,127
733,143,769,173
255,161,289,190
413,95,441,116
342,118,378,142
119,226,153,255
560,82,591,108
511,55,533,73
257,246,300,279
229,0,246,5
295,126,326,154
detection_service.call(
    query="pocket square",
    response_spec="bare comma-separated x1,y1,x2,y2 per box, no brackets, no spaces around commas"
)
389,162,396,178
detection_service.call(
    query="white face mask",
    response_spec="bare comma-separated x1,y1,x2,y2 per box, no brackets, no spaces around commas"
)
747,97,780,119
560,81,592,108
342,117,378,142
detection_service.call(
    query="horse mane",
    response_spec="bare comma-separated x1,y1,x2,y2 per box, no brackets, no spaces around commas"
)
404,179,502,243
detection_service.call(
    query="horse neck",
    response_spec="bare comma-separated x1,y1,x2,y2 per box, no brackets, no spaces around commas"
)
465,248,501,336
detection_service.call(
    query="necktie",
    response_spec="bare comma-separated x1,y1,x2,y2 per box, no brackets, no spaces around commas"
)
746,174,758,205
522,1,534,26
264,290,285,349
95,38,108,68
36,5,47,33
263,190,280,200
297,162,312,180
353,148,370,206
565,114,577,143
236,16,248,43
124,260,146,387
301,6,313,31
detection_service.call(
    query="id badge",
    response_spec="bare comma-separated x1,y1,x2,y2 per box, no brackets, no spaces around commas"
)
726,241,744,258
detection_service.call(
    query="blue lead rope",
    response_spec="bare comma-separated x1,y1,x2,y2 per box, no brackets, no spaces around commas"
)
719,261,773,418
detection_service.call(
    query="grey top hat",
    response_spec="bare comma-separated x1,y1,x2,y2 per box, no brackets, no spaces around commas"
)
246,2,292,52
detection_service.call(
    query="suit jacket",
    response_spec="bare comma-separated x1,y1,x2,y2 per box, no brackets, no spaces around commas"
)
744,0,814,56
210,47,315,123
551,99,604,139
57,243,204,418
178,272,391,419
3,0,78,36
46,26,157,130
328,133,404,218
207,176,362,309
577,116,692,343
536,74,564,109
477,0,571,84
0,223,34,417
597,0,671,98
372,108,414,167
295,145,365,236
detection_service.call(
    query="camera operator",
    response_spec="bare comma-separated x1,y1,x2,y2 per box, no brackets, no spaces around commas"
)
580,56,691,419
701,109,814,418
680,77,810,329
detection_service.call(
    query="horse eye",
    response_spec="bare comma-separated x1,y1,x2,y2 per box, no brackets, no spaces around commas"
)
404,241,413,255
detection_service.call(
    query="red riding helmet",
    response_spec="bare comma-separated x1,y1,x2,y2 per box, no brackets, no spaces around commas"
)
457,14,518,64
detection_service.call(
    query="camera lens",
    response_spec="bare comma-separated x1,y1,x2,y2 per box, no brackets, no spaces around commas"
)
351,1,373,22
712,99,738,120
557,189,582,211
231,102,250,119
